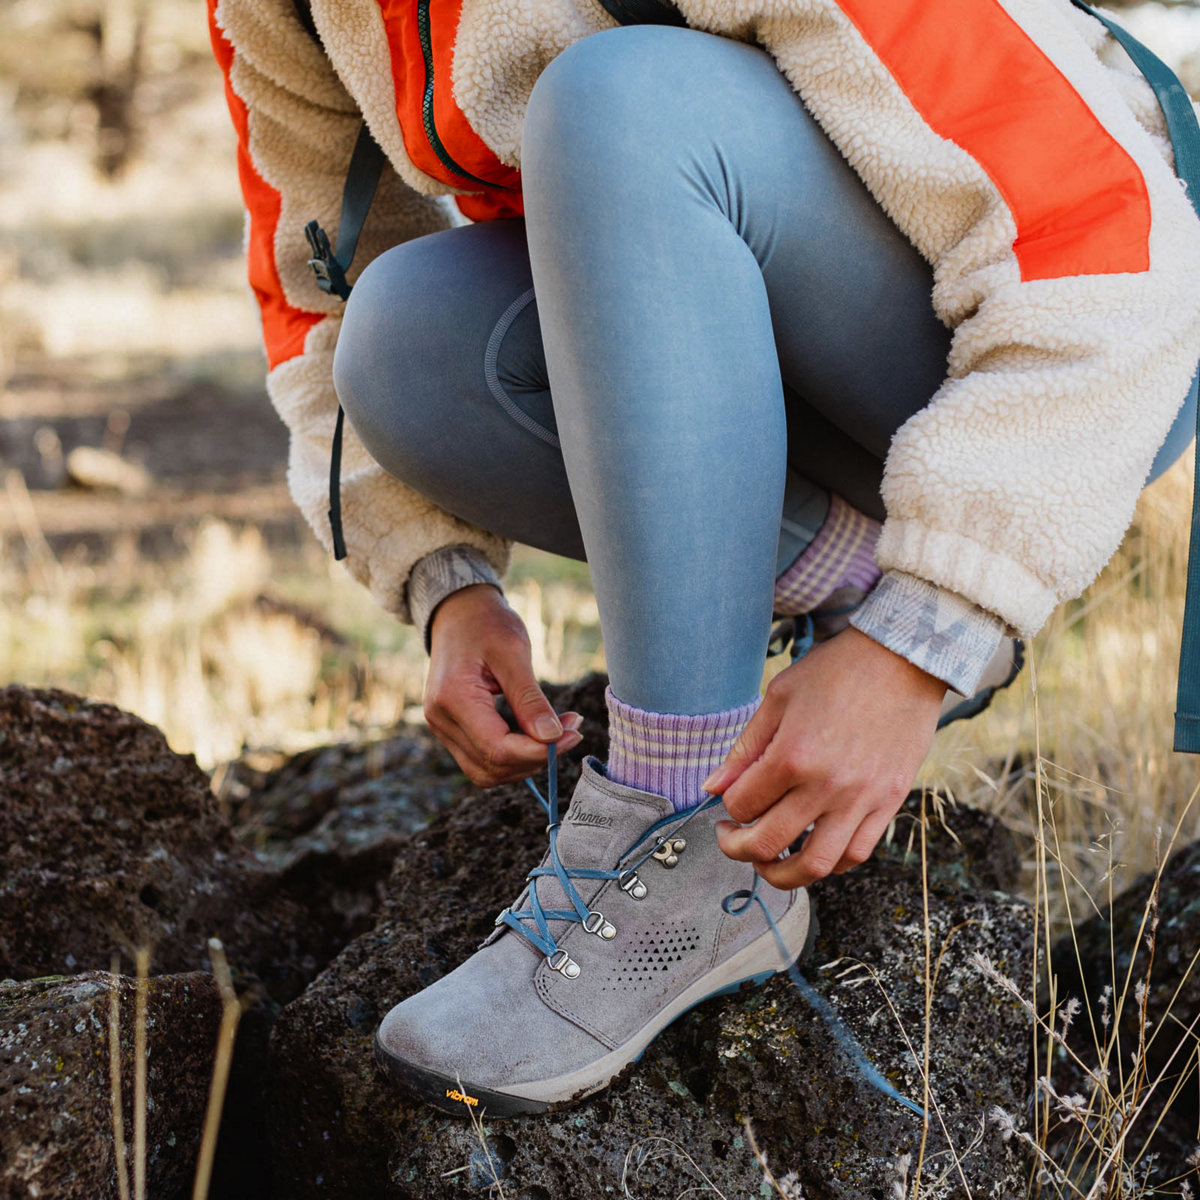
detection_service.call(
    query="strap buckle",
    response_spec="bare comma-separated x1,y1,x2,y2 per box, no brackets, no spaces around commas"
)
304,220,350,300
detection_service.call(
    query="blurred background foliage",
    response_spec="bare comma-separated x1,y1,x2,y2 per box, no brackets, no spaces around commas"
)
0,0,605,771
1,0,1200,919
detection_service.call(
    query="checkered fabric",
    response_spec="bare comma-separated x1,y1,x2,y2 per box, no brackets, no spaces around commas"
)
774,494,881,616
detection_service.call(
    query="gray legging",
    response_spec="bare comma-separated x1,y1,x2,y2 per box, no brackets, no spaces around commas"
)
332,25,1193,714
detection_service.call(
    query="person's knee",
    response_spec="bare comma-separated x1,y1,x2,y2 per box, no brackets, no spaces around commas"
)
524,26,695,174
332,244,437,478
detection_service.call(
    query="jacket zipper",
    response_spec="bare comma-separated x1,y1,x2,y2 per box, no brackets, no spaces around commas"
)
416,0,513,190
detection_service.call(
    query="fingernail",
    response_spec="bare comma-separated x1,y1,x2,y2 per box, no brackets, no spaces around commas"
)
560,731,583,751
563,712,584,731
536,715,563,741
701,770,723,793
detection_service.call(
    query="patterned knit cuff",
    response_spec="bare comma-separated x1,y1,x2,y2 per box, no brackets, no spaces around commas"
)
774,493,881,616
407,544,504,653
849,571,1006,697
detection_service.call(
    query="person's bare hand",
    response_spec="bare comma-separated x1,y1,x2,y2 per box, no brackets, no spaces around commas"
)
704,627,946,890
424,584,583,787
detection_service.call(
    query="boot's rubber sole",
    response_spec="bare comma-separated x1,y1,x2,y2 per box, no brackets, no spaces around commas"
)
375,892,816,1118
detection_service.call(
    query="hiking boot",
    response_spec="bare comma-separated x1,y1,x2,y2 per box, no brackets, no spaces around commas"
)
374,754,812,1116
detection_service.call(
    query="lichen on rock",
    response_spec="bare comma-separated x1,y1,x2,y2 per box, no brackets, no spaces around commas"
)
0,971,222,1200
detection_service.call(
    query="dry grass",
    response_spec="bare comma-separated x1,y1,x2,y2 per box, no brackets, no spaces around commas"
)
926,453,1200,918
912,453,1200,1198
969,775,1200,1200
0,508,603,767
107,954,132,1200
191,939,242,1200
105,941,244,1200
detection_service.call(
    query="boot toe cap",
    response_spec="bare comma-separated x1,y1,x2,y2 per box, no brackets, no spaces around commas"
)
375,934,610,1091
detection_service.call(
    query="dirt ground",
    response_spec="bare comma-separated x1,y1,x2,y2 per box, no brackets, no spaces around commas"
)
1,348,306,560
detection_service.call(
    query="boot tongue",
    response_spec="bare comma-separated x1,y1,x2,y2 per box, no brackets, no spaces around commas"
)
502,762,675,946
554,762,675,873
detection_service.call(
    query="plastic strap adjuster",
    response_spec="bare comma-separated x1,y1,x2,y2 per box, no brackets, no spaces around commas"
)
304,220,350,301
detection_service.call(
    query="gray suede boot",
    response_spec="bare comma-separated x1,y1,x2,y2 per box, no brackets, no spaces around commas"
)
374,755,812,1116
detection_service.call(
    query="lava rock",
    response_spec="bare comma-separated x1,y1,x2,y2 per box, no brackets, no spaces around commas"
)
0,678,608,1199
0,684,372,1199
226,720,473,960
0,676,1036,1197
711,863,1031,1199
226,726,467,872
268,700,1033,1199
0,685,315,999
883,787,1023,895
0,971,222,1200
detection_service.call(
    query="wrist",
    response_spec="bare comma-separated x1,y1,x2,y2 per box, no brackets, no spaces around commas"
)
839,625,947,705
407,544,504,652
429,582,507,649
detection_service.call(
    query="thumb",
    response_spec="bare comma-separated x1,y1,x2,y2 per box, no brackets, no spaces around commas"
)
487,638,563,743
701,701,775,795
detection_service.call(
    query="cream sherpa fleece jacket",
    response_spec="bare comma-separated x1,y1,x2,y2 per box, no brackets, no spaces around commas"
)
211,0,1200,651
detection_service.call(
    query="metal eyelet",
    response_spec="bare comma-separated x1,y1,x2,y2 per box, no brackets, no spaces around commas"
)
652,837,687,869
583,911,617,940
547,949,581,979
619,870,647,900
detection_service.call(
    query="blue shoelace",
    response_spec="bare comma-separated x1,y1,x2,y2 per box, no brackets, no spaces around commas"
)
768,612,816,664
497,743,724,973
505,742,925,1119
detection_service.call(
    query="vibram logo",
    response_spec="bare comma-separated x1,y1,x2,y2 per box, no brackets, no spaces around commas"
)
445,1088,479,1108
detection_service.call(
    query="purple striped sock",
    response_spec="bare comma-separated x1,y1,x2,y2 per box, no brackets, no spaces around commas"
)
604,686,760,813
774,493,881,616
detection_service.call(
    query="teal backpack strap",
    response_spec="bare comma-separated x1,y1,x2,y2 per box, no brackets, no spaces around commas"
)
303,123,384,304
593,0,686,25
1068,5,1200,221
292,0,386,562
1071,1,1200,751
300,121,385,561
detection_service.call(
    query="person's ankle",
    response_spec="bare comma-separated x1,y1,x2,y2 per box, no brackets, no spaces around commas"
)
773,493,880,617
604,687,759,814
